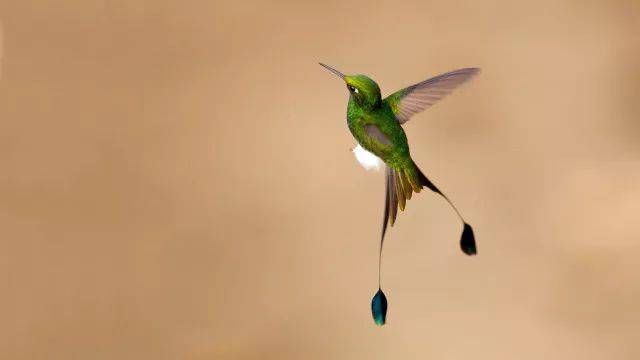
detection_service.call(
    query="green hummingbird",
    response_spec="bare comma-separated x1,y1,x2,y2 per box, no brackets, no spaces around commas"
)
320,63,479,325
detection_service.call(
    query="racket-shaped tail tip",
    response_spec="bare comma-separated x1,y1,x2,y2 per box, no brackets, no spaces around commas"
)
371,288,388,326
460,223,477,256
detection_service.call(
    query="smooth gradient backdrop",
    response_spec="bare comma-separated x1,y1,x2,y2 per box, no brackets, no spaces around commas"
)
2,1,640,359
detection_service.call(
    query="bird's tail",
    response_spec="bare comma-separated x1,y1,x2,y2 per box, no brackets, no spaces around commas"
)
384,159,477,254
378,158,477,290
385,160,432,218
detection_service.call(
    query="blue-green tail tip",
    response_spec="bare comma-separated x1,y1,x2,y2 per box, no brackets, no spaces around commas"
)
371,288,388,326
460,223,477,256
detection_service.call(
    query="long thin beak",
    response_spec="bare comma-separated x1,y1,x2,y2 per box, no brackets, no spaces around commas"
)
319,63,345,79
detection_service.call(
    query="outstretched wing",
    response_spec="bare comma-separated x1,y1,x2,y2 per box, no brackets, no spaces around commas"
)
384,68,480,124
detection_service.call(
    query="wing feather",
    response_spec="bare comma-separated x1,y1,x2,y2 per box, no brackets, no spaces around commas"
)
364,124,392,146
385,68,480,124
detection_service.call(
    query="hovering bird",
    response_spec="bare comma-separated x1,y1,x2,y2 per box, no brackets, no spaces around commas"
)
320,63,479,325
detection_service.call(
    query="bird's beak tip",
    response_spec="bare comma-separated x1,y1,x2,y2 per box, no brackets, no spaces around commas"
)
319,62,345,79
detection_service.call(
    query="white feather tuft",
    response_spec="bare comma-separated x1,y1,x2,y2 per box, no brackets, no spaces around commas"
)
352,144,383,171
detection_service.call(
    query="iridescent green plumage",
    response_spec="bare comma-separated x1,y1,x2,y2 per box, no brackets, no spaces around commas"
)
345,75,410,171
320,63,480,326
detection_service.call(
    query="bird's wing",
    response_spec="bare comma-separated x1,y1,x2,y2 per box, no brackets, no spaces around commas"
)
384,68,480,124
364,124,392,146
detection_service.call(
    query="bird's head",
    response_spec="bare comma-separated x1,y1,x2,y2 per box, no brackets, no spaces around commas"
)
320,63,381,109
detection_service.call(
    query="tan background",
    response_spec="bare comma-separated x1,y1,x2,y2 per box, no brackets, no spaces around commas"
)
2,1,640,359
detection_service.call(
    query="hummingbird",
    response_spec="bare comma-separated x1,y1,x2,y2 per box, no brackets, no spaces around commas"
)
320,63,479,326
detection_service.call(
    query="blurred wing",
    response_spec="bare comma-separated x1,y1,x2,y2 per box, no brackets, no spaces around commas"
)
384,68,480,124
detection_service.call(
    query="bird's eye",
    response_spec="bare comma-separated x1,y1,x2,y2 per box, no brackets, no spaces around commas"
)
347,85,358,94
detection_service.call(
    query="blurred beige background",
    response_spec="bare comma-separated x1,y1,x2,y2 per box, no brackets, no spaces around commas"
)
2,1,640,359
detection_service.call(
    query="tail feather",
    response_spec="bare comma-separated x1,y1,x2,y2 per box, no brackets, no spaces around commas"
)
384,159,474,226
393,171,406,210
378,159,477,296
397,170,413,201
413,160,478,256
413,162,444,196
385,167,398,227
386,164,418,219
403,166,423,193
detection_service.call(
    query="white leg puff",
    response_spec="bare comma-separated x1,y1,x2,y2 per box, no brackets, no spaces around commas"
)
352,144,383,171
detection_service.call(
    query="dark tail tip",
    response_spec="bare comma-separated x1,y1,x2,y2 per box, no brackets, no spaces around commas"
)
460,223,477,256
371,288,388,326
